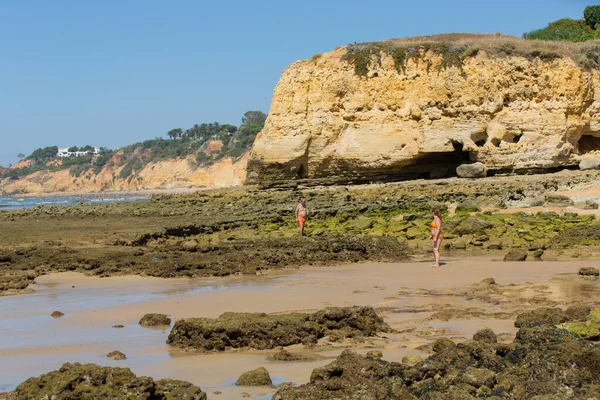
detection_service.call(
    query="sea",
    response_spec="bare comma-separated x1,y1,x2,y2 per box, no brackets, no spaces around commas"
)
0,194,151,210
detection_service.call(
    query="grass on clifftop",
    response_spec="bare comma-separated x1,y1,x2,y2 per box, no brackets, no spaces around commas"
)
342,33,600,77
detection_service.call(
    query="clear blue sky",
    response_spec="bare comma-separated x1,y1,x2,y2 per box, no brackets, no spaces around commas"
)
0,0,595,167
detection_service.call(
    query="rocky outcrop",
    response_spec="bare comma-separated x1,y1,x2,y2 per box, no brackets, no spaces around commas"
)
6,362,206,399
167,306,391,351
274,312,600,399
248,35,600,185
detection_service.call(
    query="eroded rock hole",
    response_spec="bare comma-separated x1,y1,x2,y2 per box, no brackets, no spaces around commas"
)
513,134,522,144
297,164,308,179
579,135,600,154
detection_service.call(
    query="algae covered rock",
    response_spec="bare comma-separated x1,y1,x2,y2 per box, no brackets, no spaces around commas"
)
235,367,273,387
503,249,527,261
107,350,126,360
50,311,64,318
453,218,493,236
167,306,390,351
473,328,497,344
273,349,412,400
544,193,573,207
270,349,311,362
579,267,599,276
11,362,206,399
455,199,481,213
565,305,591,322
139,313,171,327
514,307,567,327
558,311,600,340
401,355,423,366
432,338,456,353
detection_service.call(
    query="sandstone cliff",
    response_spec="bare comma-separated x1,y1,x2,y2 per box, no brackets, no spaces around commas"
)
247,34,600,184
0,154,247,195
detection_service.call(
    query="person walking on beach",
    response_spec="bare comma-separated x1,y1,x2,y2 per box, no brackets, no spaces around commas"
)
295,198,308,238
430,208,443,267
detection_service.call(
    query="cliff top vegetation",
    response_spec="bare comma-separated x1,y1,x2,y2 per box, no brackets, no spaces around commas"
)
0,110,266,181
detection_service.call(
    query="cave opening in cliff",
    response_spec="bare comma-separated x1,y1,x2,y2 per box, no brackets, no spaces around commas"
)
398,140,472,179
297,163,308,179
579,134,600,154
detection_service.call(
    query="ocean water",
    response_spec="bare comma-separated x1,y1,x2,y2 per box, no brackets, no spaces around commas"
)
0,194,151,210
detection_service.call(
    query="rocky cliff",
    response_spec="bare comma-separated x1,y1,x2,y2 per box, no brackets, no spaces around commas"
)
247,34,600,184
0,154,247,195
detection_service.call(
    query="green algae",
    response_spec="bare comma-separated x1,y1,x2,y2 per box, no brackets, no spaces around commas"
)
559,311,600,340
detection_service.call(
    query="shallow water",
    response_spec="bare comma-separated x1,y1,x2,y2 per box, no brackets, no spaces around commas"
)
0,194,150,210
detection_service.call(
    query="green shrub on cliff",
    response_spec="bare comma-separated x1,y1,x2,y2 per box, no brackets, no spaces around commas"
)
523,18,595,42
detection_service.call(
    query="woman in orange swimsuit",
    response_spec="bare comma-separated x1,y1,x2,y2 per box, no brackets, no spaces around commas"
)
430,208,443,267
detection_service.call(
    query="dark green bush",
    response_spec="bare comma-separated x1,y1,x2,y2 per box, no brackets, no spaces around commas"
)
523,18,594,42
584,5,600,29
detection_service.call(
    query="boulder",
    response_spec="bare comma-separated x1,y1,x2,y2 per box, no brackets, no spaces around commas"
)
454,218,493,235
544,193,573,207
473,328,497,344
365,350,383,359
514,307,567,328
139,313,171,327
9,363,206,399
432,338,456,353
579,267,599,276
478,278,496,285
50,311,65,318
401,355,423,366
270,349,310,362
346,216,373,231
565,305,591,322
574,199,598,210
503,250,527,261
235,367,273,387
456,162,487,178
579,157,600,170
455,199,481,213
460,367,496,388
106,350,126,360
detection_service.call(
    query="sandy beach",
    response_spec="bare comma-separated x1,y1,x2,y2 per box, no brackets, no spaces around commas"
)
2,257,598,399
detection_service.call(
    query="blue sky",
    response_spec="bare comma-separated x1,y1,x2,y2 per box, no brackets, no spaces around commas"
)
0,0,594,167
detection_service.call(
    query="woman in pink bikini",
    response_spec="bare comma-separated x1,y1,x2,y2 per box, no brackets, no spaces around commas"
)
430,208,443,267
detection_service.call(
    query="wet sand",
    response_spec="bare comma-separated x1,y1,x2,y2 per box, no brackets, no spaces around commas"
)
1,257,599,398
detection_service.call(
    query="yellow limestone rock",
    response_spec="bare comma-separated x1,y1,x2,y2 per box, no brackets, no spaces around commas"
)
247,36,600,184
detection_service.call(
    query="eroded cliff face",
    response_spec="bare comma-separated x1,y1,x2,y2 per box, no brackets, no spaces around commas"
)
0,154,248,195
247,41,600,184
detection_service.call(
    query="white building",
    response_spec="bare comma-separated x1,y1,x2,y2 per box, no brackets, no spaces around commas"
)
57,147,100,158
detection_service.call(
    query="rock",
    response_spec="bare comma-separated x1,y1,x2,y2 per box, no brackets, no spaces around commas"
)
456,163,487,178
346,216,373,231
272,350,413,400
401,355,423,366
514,307,567,328
455,199,481,213
574,199,598,210
270,349,310,362
487,241,503,250
454,218,493,235
533,249,544,259
460,367,496,388
235,367,273,387
432,338,456,353
181,240,198,252
579,157,600,170
565,305,591,322
106,350,126,360
50,311,64,318
167,306,391,351
544,193,573,207
403,214,418,222
478,278,496,285
579,267,599,276
139,313,171,327
248,40,600,185
558,311,600,340
365,350,383,359
503,250,527,261
473,328,497,344
10,362,206,399
112,324,125,329
429,167,449,179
